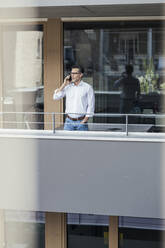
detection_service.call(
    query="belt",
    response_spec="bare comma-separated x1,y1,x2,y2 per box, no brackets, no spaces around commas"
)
67,115,85,121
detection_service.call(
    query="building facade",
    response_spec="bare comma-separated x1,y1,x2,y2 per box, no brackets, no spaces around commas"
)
0,1,165,248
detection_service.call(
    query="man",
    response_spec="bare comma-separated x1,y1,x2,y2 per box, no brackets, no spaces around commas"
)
114,64,140,113
53,65,95,131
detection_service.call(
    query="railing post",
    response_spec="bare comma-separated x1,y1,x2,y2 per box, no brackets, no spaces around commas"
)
52,113,55,133
126,114,128,136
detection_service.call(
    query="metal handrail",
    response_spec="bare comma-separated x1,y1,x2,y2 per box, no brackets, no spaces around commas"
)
0,111,165,135
1,111,165,117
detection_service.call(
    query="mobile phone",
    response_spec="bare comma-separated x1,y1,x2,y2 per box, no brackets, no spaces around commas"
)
68,74,72,81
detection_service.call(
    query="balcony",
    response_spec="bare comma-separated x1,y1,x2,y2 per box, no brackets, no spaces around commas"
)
0,112,165,219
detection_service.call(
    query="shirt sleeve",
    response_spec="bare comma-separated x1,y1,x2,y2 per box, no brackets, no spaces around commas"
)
114,78,122,88
53,88,66,100
86,86,95,117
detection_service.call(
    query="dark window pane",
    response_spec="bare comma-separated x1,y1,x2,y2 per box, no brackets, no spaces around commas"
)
119,228,164,248
67,225,108,248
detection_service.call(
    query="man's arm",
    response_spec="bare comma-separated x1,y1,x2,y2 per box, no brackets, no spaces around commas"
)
53,75,71,100
81,116,89,124
114,77,124,89
136,79,141,100
81,86,95,124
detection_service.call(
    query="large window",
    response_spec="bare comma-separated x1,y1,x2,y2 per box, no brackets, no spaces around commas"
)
64,21,165,132
0,24,44,129
67,214,165,248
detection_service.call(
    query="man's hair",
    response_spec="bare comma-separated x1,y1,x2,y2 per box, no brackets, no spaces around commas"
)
125,64,133,74
71,65,84,74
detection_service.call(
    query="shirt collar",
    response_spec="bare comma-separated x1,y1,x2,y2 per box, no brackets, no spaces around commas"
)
79,80,83,86
72,80,83,86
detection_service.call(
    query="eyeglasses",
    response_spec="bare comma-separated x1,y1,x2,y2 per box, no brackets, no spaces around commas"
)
71,72,81,75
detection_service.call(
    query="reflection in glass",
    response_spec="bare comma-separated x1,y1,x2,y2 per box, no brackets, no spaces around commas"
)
67,214,109,248
1,25,44,129
119,228,164,248
67,225,108,248
2,210,45,248
64,21,165,132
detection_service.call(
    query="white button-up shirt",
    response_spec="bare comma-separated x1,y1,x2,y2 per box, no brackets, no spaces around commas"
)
53,80,95,118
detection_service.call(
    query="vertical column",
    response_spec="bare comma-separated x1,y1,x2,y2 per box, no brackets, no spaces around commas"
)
0,26,3,128
147,28,152,61
44,19,64,130
0,210,5,248
99,29,104,91
109,216,118,248
45,212,67,248
147,28,153,93
44,18,66,248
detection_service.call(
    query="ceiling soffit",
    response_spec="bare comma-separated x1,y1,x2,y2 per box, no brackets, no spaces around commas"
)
0,3,164,19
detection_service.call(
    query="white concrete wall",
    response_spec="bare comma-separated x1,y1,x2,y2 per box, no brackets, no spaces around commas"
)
0,134,165,218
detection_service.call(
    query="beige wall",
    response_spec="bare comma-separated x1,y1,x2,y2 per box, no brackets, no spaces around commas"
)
0,210,5,248
0,27,3,127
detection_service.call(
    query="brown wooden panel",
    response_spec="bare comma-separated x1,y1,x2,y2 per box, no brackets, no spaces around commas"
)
109,216,118,248
44,19,63,130
45,212,67,248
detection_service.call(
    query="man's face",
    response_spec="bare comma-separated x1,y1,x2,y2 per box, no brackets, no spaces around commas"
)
71,68,83,83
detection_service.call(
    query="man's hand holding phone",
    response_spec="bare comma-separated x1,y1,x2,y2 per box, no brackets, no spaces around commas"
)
64,74,72,86
55,74,72,94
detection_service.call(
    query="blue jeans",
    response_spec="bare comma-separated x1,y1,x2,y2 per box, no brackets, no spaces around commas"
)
64,117,88,131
